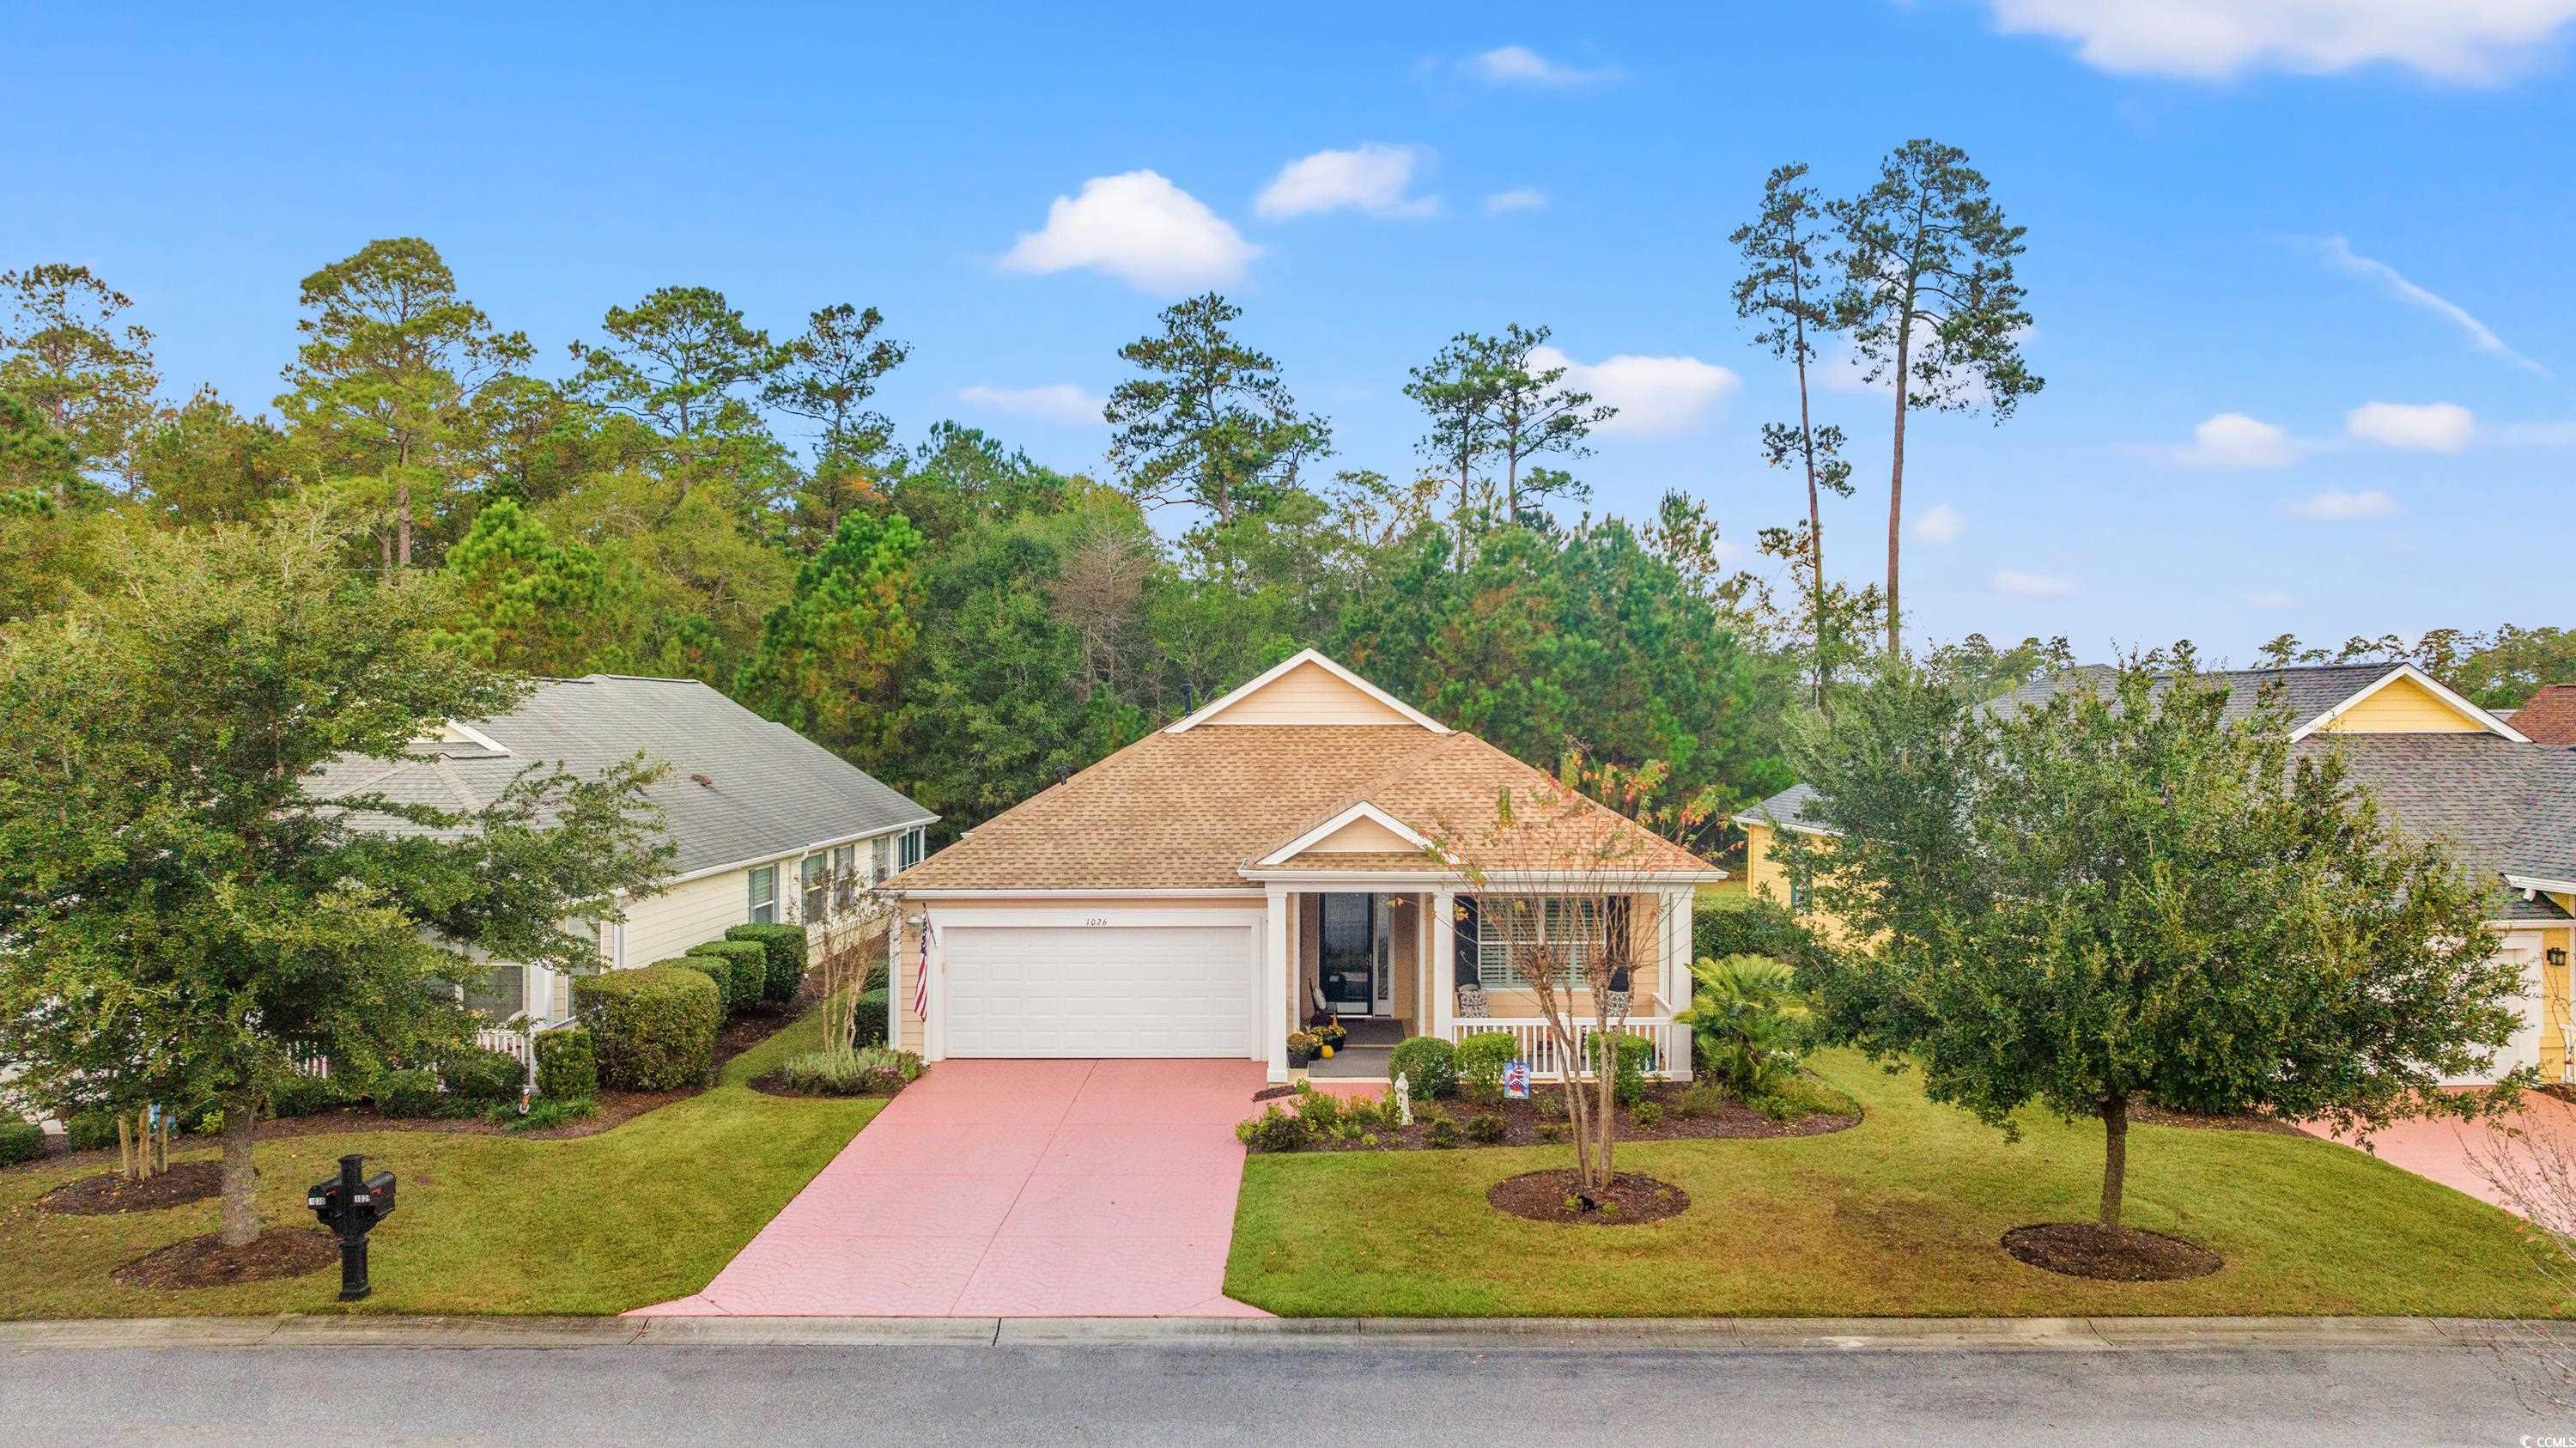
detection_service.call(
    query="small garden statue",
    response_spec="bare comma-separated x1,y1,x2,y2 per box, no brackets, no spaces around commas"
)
1394,1071,1413,1127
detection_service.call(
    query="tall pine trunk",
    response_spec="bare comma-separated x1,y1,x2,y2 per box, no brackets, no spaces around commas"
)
1884,319,1909,657
217,1089,262,1248
2098,1095,2129,1230
1792,312,1826,709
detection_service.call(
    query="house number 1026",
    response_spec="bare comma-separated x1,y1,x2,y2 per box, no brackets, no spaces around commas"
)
1084,916,1110,926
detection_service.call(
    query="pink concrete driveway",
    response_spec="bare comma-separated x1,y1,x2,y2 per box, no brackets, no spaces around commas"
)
2299,1090,2576,1218
634,1059,1272,1317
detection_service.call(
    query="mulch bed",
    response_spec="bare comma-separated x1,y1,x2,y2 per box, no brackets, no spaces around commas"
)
1487,1169,1691,1226
2001,1222,2225,1281
39,1159,225,1216
112,1228,338,1291
745,1073,906,1100
1285,1080,1858,1153
2130,1100,2306,1137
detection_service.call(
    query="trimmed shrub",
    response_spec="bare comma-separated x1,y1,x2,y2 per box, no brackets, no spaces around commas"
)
268,1072,354,1120
510,1097,598,1131
667,957,735,1019
375,1068,443,1119
1424,1114,1461,1149
1235,1104,1311,1153
536,1028,598,1102
1387,1036,1457,1099
1692,897,1823,973
0,1121,44,1166
1455,1031,1518,1104
1631,1100,1665,1129
854,987,890,1048
774,1046,920,1097
1292,1087,1342,1135
1464,1112,1506,1145
64,1110,119,1152
574,964,721,1091
688,940,769,1013
726,922,810,1004
441,1046,526,1104
1583,1031,1656,1107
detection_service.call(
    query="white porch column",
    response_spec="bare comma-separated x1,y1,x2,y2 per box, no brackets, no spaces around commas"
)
1666,886,1696,1082
1431,886,1456,1044
1264,885,1291,1081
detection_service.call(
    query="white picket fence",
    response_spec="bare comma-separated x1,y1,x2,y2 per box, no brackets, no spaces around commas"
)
1444,1018,1689,1080
285,1024,548,1092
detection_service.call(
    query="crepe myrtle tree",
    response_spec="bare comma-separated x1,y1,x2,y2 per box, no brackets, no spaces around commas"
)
0,506,672,1249
1426,755,1709,1201
1777,650,2524,1232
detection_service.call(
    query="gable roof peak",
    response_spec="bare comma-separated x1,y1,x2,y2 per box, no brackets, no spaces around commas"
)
1164,648,1451,734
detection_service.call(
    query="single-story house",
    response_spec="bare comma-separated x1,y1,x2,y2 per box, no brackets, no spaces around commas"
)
1737,661,2576,1086
307,674,934,1025
879,649,1728,1083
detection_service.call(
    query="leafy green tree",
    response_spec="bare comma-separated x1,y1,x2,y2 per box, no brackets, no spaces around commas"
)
878,503,1148,838
1923,631,2073,701
876,422,1073,546
0,264,161,496
130,386,295,526
1404,331,1503,563
0,509,671,1247
533,467,792,684
1484,323,1613,526
764,303,910,552
1106,293,1330,534
737,509,925,755
435,496,624,674
276,238,532,572
1781,654,2521,1232
568,285,781,449
0,392,126,622
1830,140,2042,652
1732,164,1855,704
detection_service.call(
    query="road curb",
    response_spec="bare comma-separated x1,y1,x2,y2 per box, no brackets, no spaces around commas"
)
5,1314,2568,1353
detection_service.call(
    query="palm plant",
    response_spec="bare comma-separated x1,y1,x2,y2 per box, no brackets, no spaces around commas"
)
1675,954,1814,1098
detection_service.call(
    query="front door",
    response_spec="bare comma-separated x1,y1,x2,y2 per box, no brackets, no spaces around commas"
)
1319,893,1378,1016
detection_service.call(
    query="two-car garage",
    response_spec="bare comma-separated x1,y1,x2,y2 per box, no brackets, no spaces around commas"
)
933,916,1262,1059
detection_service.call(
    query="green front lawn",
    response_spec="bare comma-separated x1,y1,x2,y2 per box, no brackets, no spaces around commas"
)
1226,1049,2562,1317
0,1012,880,1319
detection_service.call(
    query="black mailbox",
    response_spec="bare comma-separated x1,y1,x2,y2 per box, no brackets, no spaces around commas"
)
307,1153,396,1301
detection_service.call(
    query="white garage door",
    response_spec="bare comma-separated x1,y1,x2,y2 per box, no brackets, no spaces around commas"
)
940,923,1258,1058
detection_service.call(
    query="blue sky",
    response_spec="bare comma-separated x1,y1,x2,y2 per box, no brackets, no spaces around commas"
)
9,2,2574,663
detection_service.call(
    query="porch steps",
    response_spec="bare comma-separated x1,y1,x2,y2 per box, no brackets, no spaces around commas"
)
1309,1046,1391,1080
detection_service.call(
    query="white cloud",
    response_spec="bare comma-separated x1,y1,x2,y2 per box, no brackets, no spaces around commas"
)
999,170,1261,292
2317,236,2547,374
1467,45,1620,88
956,383,1106,427
2287,488,2403,520
1986,0,2576,83
2171,412,2300,469
2245,589,2298,610
1483,187,1548,215
2345,400,2476,452
1526,344,1738,438
1992,569,2078,599
1913,502,1965,545
1255,144,1437,221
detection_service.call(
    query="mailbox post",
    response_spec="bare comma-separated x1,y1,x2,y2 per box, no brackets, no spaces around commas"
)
306,1153,396,1301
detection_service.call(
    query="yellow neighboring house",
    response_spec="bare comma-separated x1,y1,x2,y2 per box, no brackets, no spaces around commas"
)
1735,661,2576,1086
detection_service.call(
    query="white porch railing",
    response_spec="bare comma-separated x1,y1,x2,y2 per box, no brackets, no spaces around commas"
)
1445,1018,1690,1080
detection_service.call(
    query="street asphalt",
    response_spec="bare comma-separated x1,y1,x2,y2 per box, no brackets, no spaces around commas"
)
4,1329,2573,1446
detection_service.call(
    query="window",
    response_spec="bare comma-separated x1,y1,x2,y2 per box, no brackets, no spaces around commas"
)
1471,897,1600,992
1788,873,1812,916
748,865,777,924
900,825,925,869
831,844,857,914
800,854,829,922
872,835,891,881
463,964,526,1021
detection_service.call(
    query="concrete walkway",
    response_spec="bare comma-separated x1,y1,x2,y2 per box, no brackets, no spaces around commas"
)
635,1059,1271,1317
2299,1090,2576,1217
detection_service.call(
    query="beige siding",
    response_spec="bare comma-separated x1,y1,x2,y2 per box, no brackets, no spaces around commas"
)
2538,923,2573,1085
1741,823,1790,907
2319,674,2485,733
625,867,783,965
1200,659,1420,727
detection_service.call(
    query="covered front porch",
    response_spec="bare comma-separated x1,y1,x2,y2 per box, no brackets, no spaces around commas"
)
1261,882,1698,1085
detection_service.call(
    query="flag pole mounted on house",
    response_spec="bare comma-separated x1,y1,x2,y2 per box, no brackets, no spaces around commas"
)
914,918,933,1022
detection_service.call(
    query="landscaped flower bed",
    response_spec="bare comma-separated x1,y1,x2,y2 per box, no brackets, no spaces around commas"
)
1237,1076,1858,1153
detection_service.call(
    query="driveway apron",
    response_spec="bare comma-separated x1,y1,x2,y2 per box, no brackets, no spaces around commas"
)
632,1059,1272,1317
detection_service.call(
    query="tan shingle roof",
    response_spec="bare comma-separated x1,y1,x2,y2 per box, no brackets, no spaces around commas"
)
888,725,1718,892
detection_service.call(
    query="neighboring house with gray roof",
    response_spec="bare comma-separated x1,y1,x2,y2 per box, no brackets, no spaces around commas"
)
307,674,934,1025
1735,661,2576,1087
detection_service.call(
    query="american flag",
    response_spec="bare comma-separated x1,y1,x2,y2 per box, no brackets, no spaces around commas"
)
914,918,933,1021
